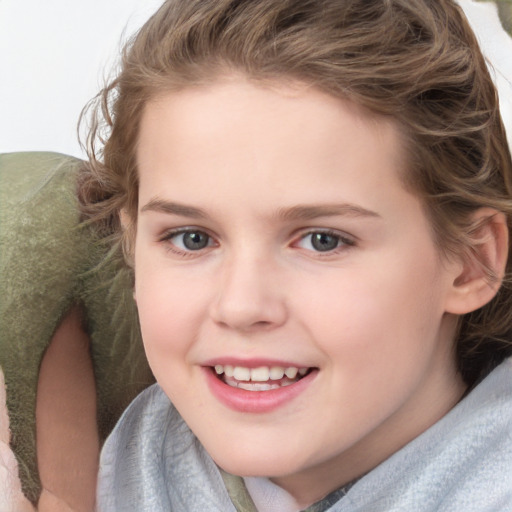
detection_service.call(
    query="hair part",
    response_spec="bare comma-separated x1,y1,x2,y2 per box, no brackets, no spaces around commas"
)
78,0,512,386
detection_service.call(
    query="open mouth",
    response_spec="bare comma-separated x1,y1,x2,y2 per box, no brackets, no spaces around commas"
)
212,364,313,391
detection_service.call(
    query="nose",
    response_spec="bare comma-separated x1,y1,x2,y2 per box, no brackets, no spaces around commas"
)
209,251,288,332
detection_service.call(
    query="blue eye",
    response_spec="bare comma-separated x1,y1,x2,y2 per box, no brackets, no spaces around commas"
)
166,230,213,251
297,231,352,252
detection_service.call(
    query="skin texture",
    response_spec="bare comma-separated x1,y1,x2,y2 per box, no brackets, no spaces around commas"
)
36,307,98,511
1,308,97,511
131,76,504,507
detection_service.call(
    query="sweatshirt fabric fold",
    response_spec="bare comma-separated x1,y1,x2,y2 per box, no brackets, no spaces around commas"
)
97,358,512,511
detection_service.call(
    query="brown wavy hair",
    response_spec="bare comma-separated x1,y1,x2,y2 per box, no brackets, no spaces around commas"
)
78,0,512,386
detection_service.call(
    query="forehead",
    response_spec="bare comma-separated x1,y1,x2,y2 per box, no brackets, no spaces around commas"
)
137,77,405,180
135,77,414,223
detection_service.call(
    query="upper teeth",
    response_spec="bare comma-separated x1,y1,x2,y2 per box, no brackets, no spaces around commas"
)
214,365,308,381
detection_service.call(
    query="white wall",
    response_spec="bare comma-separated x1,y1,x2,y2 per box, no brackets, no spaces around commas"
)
460,0,512,152
0,0,511,159
0,0,163,159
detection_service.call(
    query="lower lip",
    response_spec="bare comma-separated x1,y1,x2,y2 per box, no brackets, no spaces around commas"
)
203,367,317,413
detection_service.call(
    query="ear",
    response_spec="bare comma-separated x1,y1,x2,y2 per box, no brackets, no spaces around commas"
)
445,208,508,315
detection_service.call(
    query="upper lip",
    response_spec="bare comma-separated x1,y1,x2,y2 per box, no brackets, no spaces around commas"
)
201,357,312,369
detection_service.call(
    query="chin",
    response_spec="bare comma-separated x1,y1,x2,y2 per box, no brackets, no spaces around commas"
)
209,446,306,479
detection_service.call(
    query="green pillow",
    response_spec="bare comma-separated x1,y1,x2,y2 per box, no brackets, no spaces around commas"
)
0,152,154,503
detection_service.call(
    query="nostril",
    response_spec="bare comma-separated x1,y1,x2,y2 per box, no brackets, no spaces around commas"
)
210,293,287,331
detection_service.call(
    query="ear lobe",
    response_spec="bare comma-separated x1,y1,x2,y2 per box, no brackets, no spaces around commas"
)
445,208,508,315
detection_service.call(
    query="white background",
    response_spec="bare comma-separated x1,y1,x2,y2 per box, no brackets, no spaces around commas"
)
0,0,511,159
0,0,163,159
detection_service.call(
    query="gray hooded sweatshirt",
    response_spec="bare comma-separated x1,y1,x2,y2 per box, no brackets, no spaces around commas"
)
97,358,512,511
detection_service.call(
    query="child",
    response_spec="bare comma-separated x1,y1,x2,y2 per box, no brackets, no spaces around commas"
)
79,0,512,510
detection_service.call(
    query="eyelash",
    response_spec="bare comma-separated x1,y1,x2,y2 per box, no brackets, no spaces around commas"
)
294,229,356,255
158,228,356,257
159,228,217,257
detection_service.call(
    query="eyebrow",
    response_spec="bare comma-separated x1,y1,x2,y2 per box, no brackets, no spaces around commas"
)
275,204,381,221
140,198,381,221
141,198,208,219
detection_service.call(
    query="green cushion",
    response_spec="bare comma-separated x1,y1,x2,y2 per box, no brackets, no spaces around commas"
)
0,152,154,503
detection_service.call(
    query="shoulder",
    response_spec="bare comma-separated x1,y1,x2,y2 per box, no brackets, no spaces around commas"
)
98,383,190,483
102,383,177,443
435,358,512,511
97,385,236,512
340,359,512,512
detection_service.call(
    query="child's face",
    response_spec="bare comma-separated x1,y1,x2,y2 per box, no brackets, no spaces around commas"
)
133,77,466,502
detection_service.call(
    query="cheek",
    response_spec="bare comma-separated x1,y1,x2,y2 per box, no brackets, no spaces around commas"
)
298,267,449,428
135,275,202,404
297,253,447,366
134,263,208,364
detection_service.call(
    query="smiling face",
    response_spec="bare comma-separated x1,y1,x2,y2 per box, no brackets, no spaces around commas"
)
133,77,467,506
